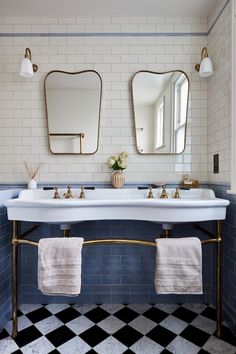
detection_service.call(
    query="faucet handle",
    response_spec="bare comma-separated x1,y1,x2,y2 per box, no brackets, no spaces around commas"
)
147,186,154,199
53,187,60,199
173,186,180,199
79,186,86,199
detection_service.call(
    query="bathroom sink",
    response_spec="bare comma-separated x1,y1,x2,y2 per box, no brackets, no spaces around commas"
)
4,188,229,224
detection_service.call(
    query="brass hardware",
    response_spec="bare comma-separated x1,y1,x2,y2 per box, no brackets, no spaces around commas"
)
12,221,19,338
147,186,154,199
63,186,73,199
53,187,60,199
24,48,38,73
79,187,86,199
160,229,172,238
63,229,70,237
160,186,168,199
79,133,85,154
173,187,180,199
195,47,208,72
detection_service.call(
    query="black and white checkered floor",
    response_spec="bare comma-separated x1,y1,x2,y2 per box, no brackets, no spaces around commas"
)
0,304,235,354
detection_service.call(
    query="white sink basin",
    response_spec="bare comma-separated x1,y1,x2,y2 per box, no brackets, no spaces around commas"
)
4,188,229,224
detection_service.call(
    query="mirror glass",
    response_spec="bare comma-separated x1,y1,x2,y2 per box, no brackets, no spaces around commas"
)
132,70,189,154
44,70,102,154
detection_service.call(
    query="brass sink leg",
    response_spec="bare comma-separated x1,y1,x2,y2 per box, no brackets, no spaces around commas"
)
216,220,222,337
12,220,19,338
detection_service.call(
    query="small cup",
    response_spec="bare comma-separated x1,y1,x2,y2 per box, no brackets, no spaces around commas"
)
28,179,37,189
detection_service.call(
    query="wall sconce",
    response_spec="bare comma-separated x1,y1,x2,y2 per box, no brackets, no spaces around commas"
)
195,47,214,77
19,48,38,78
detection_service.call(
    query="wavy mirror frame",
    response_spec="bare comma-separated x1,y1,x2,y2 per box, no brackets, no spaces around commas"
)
44,70,102,155
131,70,190,155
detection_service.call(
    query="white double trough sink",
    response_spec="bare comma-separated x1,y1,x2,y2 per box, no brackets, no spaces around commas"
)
4,188,230,227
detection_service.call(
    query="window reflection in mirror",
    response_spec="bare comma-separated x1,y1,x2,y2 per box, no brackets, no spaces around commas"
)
132,70,189,154
44,70,102,154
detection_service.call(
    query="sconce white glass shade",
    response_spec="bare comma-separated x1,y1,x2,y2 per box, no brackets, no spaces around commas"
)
199,57,214,77
20,57,33,78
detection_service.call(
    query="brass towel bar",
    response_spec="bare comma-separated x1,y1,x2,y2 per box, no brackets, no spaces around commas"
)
12,238,218,248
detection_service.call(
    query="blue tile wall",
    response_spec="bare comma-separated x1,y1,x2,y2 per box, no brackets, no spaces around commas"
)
0,189,21,331
19,220,213,306
209,184,236,334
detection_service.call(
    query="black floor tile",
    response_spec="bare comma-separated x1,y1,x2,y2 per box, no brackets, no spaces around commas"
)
54,306,81,324
80,325,109,347
143,307,169,324
180,324,210,347
46,325,76,347
113,325,143,347
197,349,211,354
113,307,139,323
84,307,110,323
0,328,9,339
172,307,198,323
123,350,135,353
86,350,98,354
48,350,61,354
146,325,177,347
214,325,236,346
201,306,216,321
25,307,52,323
160,350,173,354
13,325,42,347
11,350,23,354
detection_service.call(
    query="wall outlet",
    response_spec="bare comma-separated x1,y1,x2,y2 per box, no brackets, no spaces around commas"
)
213,154,219,173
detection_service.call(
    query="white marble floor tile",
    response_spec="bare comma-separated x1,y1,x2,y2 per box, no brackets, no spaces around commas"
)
166,336,200,354
127,304,152,314
100,303,125,314
21,336,54,354
203,336,236,354
129,315,156,335
58,336,91,354
98,315,126,334
45,304,70,314
130,336,164,354
159,315,188,335
181,303,207,314
34,315,64,335
73,304,97,314
5,315,32,335
154,303,179,314
191,315,216,334
19,304,43,314
94,336,127,354
0,336,19,354
66,315,94,335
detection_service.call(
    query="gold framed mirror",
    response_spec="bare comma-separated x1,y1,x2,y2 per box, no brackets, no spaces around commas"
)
44,70,102,154
131,70,189,155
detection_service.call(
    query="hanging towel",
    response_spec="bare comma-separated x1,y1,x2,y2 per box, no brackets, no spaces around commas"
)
38,237,84,296
155,237,203,294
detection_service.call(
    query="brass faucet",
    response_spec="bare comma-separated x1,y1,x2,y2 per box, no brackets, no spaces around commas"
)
147,186,154,199
160,185,168,199
173,186,180,199
63,186,73,199
79,186,86,199
53,187,60,199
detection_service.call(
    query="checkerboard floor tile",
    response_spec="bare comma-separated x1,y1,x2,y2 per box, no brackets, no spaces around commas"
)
0,304,235,354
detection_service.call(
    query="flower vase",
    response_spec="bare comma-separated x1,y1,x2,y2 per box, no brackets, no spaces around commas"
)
111,170,125,189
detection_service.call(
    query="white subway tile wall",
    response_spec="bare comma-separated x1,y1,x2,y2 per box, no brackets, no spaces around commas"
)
208,0,231,183
0,16,211,184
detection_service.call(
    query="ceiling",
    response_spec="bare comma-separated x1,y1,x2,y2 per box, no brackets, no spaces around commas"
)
1,0,218,18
